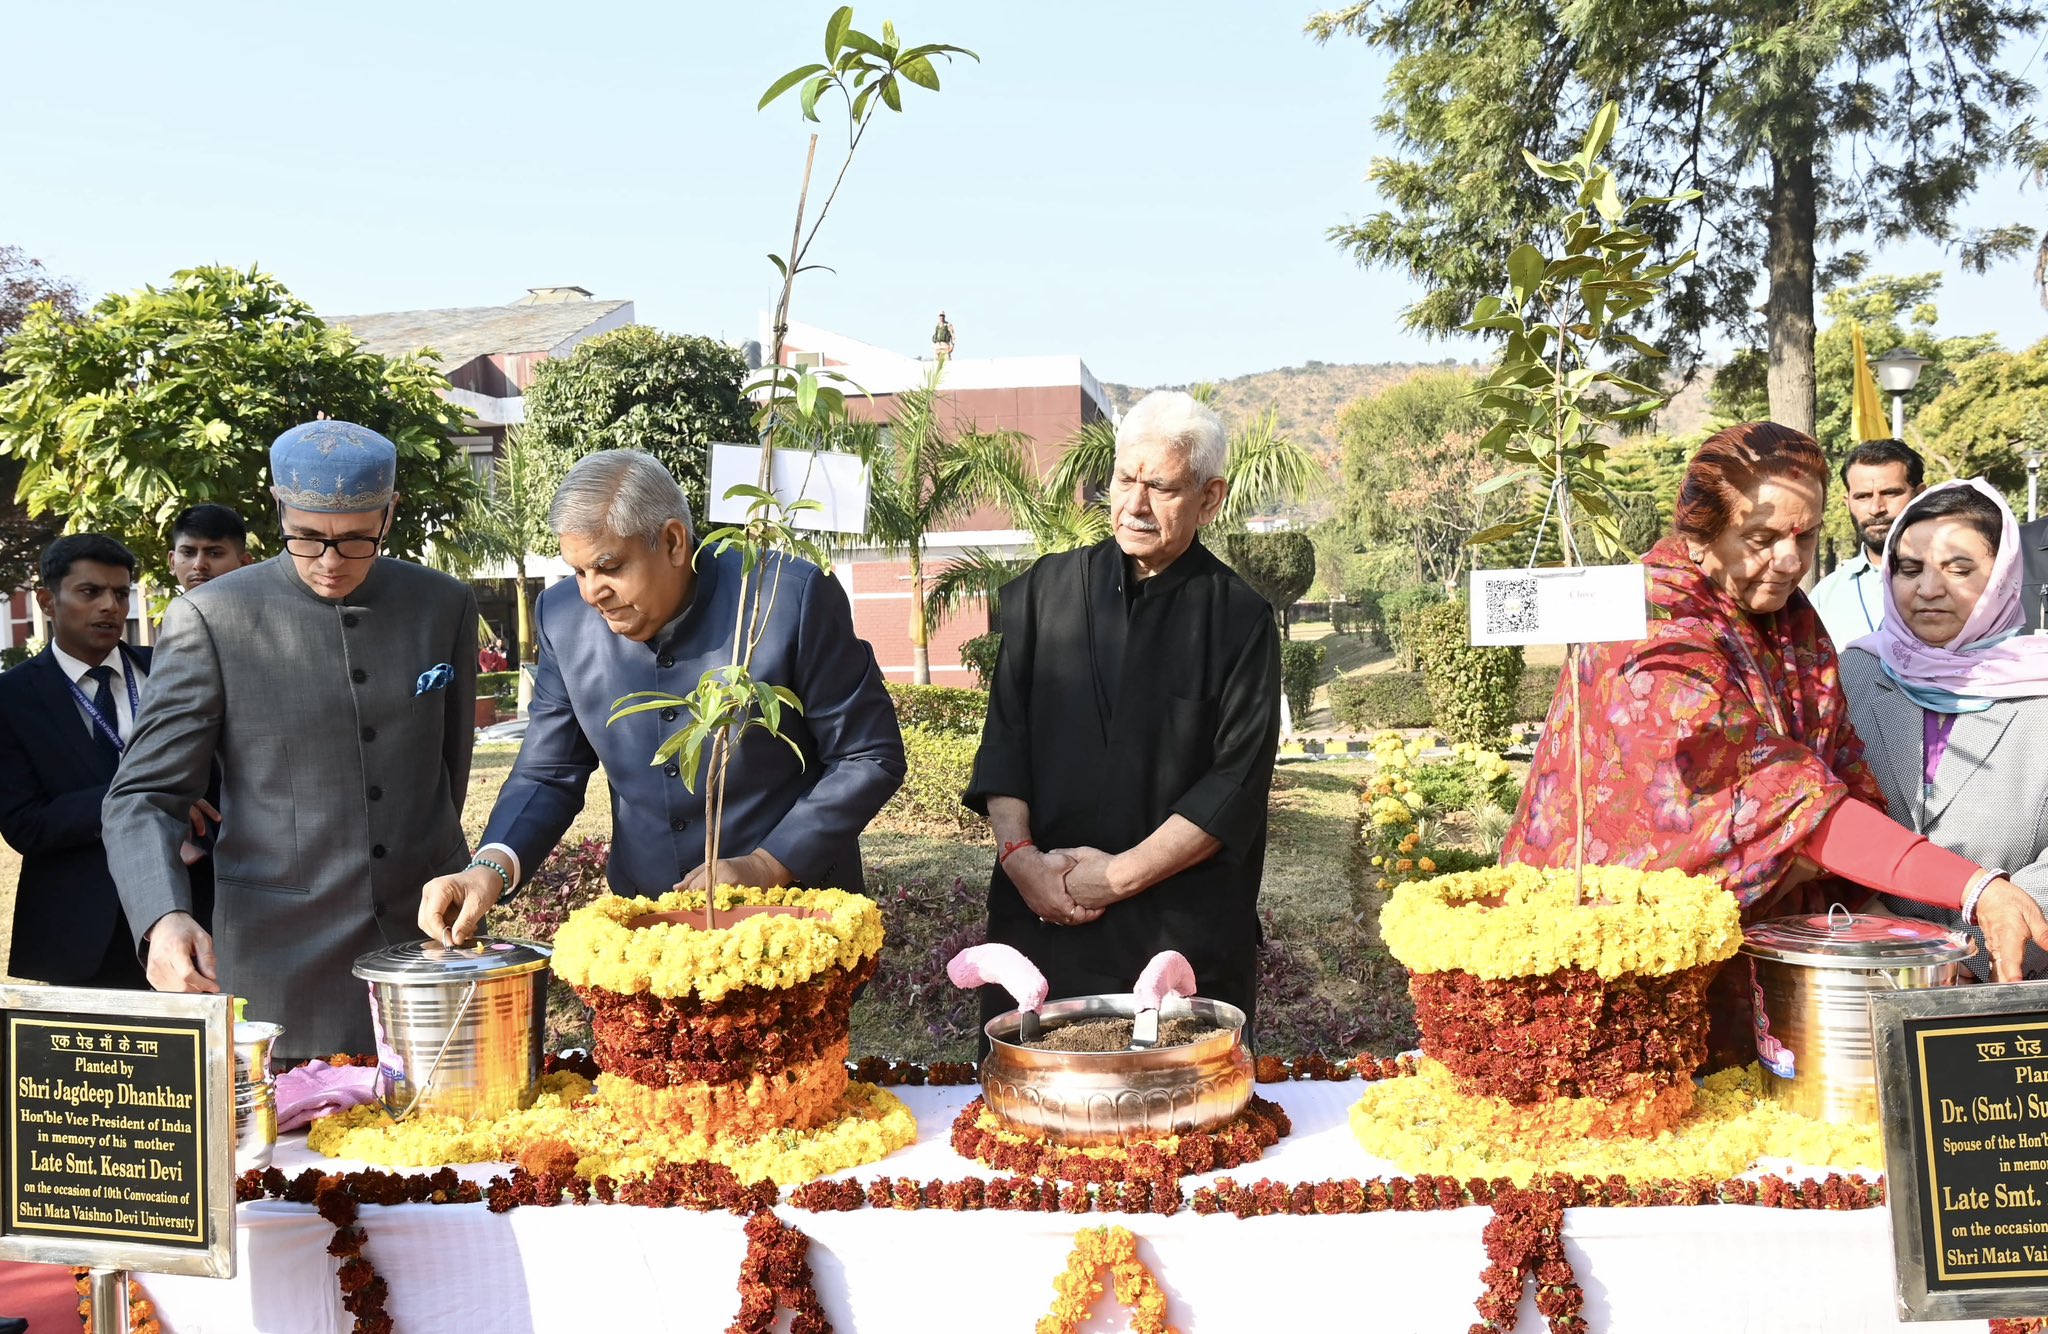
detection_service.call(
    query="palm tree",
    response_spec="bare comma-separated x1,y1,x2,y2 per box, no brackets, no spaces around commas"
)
424,426,561,662
921,477,1112,635
1046,388,1324,530
859,369,1039,684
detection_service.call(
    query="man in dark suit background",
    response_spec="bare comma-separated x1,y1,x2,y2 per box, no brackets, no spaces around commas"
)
0,534,191,986
2022,515,2048,636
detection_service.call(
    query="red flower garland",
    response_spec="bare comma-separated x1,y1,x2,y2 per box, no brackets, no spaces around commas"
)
730,1209,831,1334
1472,1186,1584,1334
949,1096,1291,1182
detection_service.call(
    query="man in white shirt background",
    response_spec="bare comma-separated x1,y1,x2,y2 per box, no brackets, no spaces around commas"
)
1810,439,1925,649
0,534,187,986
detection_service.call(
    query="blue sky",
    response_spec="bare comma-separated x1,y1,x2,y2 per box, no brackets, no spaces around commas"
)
3,2,2043,387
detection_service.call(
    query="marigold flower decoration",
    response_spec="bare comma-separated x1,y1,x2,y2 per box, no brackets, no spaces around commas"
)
1035,1226,1174,1334
551,885,883,1003
1380,863,1740,981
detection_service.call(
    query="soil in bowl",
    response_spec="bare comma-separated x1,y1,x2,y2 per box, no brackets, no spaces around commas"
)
1020,1016,1226,1052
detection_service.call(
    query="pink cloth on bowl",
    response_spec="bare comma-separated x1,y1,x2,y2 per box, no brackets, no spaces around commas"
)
275,1060,385,1131
1133,950,1197,1011
946,943,1049,1012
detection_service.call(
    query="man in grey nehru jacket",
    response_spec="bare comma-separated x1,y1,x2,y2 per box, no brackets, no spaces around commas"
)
107,421,477,1060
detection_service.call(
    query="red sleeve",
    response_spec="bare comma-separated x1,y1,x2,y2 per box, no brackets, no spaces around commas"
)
1803,797,1977,910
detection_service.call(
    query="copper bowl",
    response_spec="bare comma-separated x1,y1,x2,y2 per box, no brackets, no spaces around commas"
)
979,994,1252,1146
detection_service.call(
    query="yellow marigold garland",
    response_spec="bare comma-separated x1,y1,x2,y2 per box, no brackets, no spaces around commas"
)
1035,1226,1174,1334
307,1072,916,1186
1379,863,1741,980
551,885,884,1003
1348,1057,1881,1185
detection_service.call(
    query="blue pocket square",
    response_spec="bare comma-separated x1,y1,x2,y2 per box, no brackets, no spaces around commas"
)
414,663,454,695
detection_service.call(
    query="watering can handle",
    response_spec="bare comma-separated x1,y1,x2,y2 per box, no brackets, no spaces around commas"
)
389,980,479,1123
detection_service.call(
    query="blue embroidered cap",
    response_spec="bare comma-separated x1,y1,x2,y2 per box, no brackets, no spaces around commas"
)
270,421,398,514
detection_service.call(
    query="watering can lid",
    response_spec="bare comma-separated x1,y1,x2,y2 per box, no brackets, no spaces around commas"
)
1740,907,1976,968
352,937,552,984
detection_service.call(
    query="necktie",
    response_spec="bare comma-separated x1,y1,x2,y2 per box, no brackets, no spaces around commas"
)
85,664,119,756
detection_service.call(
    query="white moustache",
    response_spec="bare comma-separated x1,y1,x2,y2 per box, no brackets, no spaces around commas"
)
1122,517,1160,533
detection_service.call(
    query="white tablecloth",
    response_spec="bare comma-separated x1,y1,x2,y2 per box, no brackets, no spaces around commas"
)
140,1080,1993,1333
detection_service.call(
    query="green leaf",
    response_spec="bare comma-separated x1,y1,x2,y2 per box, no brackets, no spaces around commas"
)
1465,518,1536,546
1474,467,1538,495
879,74,902,112
842,28,891,60
799,74,829,123
1594,172,1624,224
897,55,940,90
1507,244,1545,301
767,254,788,279
825,6,853,58
1520,149,1578,183
1581,101,1619,163
759,63,828,111
796,374,818,415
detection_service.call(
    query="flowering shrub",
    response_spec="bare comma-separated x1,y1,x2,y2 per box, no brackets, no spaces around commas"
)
1359,733,1522,895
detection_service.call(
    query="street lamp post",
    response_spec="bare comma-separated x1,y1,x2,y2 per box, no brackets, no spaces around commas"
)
1872,346,1932,441
2029,449,2044,524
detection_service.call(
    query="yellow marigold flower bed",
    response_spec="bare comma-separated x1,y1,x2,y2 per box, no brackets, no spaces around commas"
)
1379,863,1740,981
1348,1057,1880,1185
551,885,884,1003
306,1072,915,1186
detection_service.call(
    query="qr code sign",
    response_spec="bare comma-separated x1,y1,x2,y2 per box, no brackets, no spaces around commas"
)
1484,577,1540,636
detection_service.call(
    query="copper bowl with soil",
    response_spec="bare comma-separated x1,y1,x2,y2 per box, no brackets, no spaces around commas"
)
980,993,1252,1146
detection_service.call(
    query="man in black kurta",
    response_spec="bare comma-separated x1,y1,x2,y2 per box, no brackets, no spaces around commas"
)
964,390,1281,1037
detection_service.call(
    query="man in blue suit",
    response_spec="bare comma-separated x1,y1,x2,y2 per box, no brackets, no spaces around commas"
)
0,534,204,986
418,449,905,943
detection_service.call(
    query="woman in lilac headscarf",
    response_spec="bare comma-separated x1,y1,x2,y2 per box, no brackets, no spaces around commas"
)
1839,478,2048,979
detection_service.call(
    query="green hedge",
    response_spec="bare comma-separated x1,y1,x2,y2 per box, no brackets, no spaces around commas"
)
1381,585,1446,669
959,632,1001,690
1280,641,1326,719
1330,671,1433,730
1516,664,1563,723
879,723,985,832
478,670,519,704
885,682,988,737
1411,600,1524,745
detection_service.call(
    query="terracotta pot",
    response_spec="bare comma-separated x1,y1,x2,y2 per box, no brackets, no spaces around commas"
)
474,697,497,728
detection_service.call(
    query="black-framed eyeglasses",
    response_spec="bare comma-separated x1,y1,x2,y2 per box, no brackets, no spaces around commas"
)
279,505,391,560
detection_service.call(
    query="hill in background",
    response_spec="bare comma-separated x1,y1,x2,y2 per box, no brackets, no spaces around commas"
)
1104,358,1720,468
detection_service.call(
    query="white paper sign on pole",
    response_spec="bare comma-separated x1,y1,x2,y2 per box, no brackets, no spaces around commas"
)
1469,564,1648,646
705,443,872,534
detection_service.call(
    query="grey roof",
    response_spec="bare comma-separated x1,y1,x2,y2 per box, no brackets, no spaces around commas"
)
324,299,632,368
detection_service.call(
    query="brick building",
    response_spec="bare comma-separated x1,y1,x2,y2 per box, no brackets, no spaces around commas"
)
773,318,1114,683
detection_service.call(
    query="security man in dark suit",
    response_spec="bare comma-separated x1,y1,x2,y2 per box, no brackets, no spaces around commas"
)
0,534,205,986
2022,516,2048,636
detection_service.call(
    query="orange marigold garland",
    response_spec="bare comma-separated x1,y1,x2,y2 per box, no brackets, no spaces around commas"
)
729,1209,831,1334
70,1268,162,1334
950,1095,1290,1181
1035,1225,1174,1334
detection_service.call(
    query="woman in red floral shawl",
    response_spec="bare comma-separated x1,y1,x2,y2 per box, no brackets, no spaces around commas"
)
1503,422,2048,983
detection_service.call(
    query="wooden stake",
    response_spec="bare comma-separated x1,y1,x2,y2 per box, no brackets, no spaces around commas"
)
762,134,822,489
1569,641,1585,905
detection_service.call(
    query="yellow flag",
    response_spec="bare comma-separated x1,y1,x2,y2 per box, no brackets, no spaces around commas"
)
1850,325,1889,441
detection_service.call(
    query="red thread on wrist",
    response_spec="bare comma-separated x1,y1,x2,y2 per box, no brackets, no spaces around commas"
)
1000,838,1035,866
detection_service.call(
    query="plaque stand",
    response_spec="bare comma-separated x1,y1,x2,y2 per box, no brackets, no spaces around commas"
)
87,1268,129,1334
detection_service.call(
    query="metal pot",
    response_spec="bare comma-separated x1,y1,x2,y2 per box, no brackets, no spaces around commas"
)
980,994,1252,1146
1741,908,1976,1125
353,938,552,1120
232,1018,282,1171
